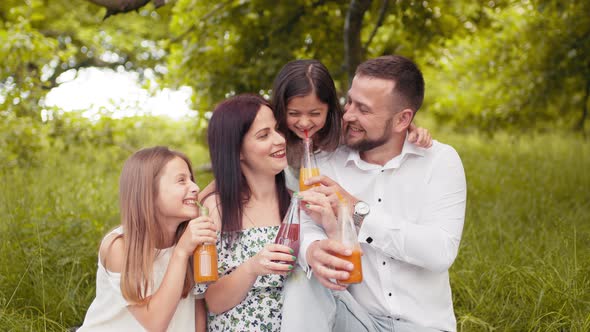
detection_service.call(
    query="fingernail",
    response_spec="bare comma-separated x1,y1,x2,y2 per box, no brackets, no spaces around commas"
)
294,192,299,198
289,248,294,254
344,249,352,256
347,263,354,270
305,204,310,208
292,255,297,261
288,265,293,270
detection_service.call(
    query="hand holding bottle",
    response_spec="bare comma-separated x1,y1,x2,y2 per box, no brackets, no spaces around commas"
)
305,239,355,291
301,175,360,218
334,196,363,284
193,205,220,283
245,243,296,276
298,190,338,239
177,214,217,259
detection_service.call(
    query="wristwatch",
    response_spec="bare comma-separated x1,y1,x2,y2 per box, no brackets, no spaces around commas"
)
352,200,370,228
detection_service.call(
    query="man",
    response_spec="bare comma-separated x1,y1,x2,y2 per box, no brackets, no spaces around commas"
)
281,55,467,332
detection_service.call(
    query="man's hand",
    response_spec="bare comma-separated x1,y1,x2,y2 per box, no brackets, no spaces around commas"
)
306,239,354,291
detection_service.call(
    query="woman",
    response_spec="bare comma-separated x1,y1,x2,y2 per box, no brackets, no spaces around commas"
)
195,94,295,331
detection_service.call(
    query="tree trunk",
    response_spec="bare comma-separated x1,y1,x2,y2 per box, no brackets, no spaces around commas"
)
344,0,372,87
85,0,166,19
576,77,589,132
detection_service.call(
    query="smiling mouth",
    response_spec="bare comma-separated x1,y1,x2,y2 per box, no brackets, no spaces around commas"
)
347,125,364,134
270,149,286,158
183,199,197,206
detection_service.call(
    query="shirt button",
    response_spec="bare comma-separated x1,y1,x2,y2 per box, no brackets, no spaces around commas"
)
378,198,382,202
366,237,373,244
388,293,392,296
381,170,384,173
382,261,386,266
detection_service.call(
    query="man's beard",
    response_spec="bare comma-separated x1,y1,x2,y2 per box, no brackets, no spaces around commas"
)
344,118,392,152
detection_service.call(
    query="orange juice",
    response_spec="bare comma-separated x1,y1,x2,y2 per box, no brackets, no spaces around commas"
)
299,167,320,191
335,249,363,284
194,243,219,283
193,205,218,283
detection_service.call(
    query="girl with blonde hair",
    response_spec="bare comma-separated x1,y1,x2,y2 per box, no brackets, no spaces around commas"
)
79,146,217,331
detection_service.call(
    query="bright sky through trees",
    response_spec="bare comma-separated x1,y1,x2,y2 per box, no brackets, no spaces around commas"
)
44,68,195,120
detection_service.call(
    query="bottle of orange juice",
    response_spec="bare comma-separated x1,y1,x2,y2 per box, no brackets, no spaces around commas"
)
334,195,363,284
299,136,320,191
193,205,219,283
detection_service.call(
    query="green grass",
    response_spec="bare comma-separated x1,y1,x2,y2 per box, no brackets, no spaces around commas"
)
0,132,588,331
441,132,590,331
0,143,213,331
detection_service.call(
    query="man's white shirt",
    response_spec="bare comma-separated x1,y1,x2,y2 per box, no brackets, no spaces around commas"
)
298,139,467,332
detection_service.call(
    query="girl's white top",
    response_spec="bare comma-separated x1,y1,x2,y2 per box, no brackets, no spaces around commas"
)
285,165,300,192
78,226,195,331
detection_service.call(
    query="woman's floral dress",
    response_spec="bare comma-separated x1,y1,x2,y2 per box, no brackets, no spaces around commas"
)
195,226,285,332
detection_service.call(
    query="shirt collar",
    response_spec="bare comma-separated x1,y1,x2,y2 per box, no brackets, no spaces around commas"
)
344,134,426,170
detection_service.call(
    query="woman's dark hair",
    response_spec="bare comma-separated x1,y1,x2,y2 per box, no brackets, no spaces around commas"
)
271,59,343,167
207,94,291,243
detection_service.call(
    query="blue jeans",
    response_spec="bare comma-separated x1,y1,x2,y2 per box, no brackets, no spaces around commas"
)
281,267,442,332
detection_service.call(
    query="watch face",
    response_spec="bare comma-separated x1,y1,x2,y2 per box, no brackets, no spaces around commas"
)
355,201,370,216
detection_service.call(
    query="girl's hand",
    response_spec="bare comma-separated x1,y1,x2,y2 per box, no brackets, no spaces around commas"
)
176,216,218,259
408,123,432,148
244,243,295,277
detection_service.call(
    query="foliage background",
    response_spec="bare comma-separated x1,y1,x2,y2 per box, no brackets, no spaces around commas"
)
1,0,589,331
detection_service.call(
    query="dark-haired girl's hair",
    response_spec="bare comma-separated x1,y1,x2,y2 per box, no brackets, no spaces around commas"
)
271,59,343,167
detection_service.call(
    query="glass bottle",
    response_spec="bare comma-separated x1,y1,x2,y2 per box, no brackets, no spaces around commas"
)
274,194,301,260
299,137,320,191
193,205,219,283
335,196,363,284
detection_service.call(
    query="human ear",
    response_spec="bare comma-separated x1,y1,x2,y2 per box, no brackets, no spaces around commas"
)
394,109,414,132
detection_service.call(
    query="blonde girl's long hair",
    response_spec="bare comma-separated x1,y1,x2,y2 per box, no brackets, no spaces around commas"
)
117,146,194,304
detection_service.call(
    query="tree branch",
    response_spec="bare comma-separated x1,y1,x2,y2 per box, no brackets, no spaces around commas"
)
269,0,327,37
170,0,235,44
84,0,167,19
344,0,372,86
576,69,589,132
363,0,388,52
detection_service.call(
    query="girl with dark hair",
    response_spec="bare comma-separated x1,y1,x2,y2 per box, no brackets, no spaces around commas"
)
195,94,295,331
271,59,432,191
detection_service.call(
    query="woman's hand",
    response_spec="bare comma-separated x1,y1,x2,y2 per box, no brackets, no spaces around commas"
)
297,189,339,239
303,175,357,227
243,243,295,277
176,216,218,259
